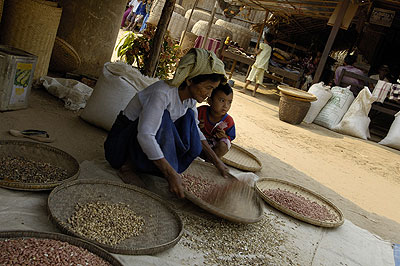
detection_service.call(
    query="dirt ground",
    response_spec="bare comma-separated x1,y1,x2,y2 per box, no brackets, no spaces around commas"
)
1,71,400,246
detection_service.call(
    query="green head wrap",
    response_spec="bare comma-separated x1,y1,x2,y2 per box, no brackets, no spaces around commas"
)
166,48,227,88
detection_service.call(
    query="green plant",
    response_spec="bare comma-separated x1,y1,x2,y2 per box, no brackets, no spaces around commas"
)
117,24,181,80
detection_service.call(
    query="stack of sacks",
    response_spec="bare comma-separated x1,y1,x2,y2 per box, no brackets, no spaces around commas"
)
191,20,233,42
215,19,252,50
185,9,215,32
303,82,332,124
379,111,400,150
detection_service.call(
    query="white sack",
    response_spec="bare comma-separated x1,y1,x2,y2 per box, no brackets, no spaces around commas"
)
332,87,376,140
379,111,400,150
303,82,332,123
314,86,354,129
40,76,93,111
80,62,159,131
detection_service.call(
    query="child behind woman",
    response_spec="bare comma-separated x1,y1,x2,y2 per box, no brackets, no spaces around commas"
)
198,83,235,158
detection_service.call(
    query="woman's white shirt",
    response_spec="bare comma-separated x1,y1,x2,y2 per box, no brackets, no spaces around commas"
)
123,80,205,160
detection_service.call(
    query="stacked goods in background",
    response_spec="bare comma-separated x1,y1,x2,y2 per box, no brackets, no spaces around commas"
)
215,19,252,50
0,0,62,81
191,20,233,42
185,9,215,32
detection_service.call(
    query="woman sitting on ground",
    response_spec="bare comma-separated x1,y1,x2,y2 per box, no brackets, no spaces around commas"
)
104,48,229,198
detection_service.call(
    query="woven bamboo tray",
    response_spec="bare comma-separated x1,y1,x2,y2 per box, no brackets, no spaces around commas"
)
221,143,262,172
182,160,263,224
48,180,183,255
0,140,79,191
0,230,122,265
255,178,344,228
277,85,317,101
49,37,81,73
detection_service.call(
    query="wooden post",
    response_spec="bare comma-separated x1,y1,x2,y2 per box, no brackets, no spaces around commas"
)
256,10,269,49
180,0,199,45
202,0,218,49
313,0,350,83
143,0,177,77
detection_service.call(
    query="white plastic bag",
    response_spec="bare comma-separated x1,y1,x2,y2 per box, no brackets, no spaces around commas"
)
314,86,355,129
40,76,93,111
333,87,376,139
303,82,332,123
379,111,400,150
80,62,159,131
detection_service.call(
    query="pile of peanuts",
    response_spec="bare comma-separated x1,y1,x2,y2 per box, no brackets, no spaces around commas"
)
181,173,217,200
0,238,112,265
67,201,145,246
0,156,68,183
263,188,337,222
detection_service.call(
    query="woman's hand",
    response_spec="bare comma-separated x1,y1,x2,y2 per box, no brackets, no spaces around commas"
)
153,158,185,198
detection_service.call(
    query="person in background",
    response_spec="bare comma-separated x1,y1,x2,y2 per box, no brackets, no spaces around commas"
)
370,64,390,82
334,54,366,96
240,33,273,97
198,83,235,158
121,0,139,28
126,0,147,31
104,48,228,199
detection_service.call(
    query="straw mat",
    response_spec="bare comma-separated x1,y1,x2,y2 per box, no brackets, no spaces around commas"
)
0,140,79,191
48,180,183,255
222,143,262,172
49,37,81,73
182,160,264,224
256,178,344,228
0,230,123,266
278,85,317,101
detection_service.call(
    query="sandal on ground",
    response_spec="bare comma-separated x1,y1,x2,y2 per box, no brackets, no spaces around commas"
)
9,129,55,143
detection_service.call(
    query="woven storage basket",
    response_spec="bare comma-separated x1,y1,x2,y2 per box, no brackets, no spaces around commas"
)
0,140,79,191
182,160,264,224
222,143,262,172
0,0,62,81
256,178,344,228
49,37,81,73
279,93,312,125
174,4,185,16
0,231,123,265
215,19,252,50
191,20,233,42
48,180,183,255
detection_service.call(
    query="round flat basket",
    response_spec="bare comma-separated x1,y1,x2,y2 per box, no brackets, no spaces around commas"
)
182,160,264,224
221,143,262,172
277,85,317,101
0,230,123,266
48,180,183,255
255,178,344,228
0,140,79,191
49,37,81,73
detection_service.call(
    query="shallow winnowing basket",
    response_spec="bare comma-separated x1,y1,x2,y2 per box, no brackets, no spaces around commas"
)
0,231,123,266
222,143,262,172
48,180,183,255
49,37,81,73
256,178,344,228
0,140,79,191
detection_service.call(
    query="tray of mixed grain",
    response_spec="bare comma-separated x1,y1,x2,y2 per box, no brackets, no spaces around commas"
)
0,230,122,266
182,160,264,224
0,140,79,190
47,179,183,255
255,178,344,227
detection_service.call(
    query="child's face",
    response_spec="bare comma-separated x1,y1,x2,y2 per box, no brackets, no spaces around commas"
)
208,90,233,117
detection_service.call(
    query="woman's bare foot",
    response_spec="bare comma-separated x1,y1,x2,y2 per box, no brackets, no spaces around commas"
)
118,163,146,188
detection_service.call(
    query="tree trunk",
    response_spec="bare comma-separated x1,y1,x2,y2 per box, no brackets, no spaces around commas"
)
143,0,176,77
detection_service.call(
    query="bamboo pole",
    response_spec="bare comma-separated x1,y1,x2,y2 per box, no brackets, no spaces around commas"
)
143,0,177,77
313,0,350,83
256,10,269,49
180,0,199,45
202,0,218,49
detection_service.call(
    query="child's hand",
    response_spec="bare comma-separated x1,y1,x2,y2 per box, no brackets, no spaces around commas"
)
215,127,228,139
198,119,205,129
